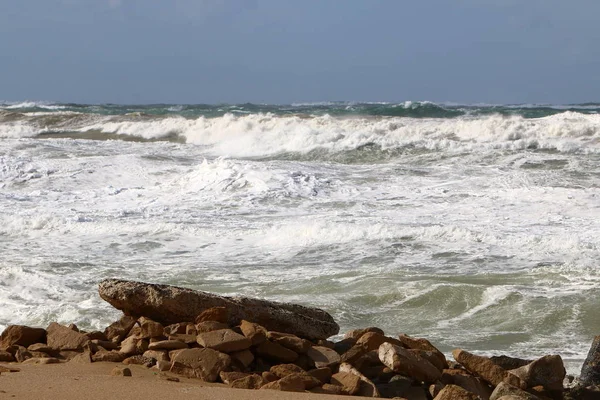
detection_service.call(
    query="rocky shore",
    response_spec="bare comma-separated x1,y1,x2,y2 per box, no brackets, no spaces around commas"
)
1,279,598,400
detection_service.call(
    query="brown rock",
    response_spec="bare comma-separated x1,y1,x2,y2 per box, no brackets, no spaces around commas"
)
195,306,228,323
489,381,541,400
379,342,442,383
46,322,89,351
84,331,108,341
70,351,92,364
230,374,266,389
196,329,251,353
271,363,305,378
92,350,126,363
59,350,83,361
442,369,493,400
230,349,254,369
110,366,132,377
310,383,345,395
308,367,332,384
14,345,32,362
580,336,600,387
411,349,446,372
294,353,316,371
143,350,169,362
239,320,267,345
256,340,298,363
262,371,278,383
453,349,526,389
331,371,361,395
434,384,481,400
344,327,385,340
195,321,230,334
138,317,164,339
119,336,148,355
91,340,119,350
22,357,60,365
0,350,15,362
341,344,368,364
357,332,404,351
0,325,46,349
490,355,533,371
307,345,341,368
339,362,380,397
334,337,357,354
430,382,445,398
104,315,137,343
29,350,51,358
123,355,154,367
268,332,312,354
155,360,171,371
399,333,448,369
219,371,251,384
509,355,565,392
147,340,188,351
167,333,197,345
260,374,306,392
98,278,339,340
170,348,232,382
163,322,189,335
186,325,197,336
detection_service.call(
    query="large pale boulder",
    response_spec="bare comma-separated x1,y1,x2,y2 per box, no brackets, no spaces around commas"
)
453,349,526,389
170,348,232,382
379,342,441,383
580,335,600,387
99,279,338,340
0,325,46,349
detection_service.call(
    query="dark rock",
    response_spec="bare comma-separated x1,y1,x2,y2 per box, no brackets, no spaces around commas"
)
98,278,339,340
490,355,533,371
0,325,46,349
581,335,600,387
255,340,298,363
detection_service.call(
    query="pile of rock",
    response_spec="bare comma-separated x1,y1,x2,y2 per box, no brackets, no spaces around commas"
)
0,279,598,400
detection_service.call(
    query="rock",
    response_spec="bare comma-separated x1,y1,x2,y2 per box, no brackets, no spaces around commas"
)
412,349,446,372
147,340,188,351
196,329,251,353
143,350,169,362
70,351,92,364
230,374,266,389
307,345,341,368
255,340,298,363
104,315,137,343
167,334,197,345
0,325,46,349
138,317,164,339
119,336,148,355
155,360,171,371
186,325,197,336
260,374,306,392
170,348,232,382
195,307,228,323
262,371,278,383
271,363,305,377
123,355,154,367
441,368,493,399
92,350,126,363
0,350,14,362
453,349,526,389
294,353,316,371
84,331,108,341
219,371,251,384
22,357,60,365
163,322,189,335
376,376,419,399
434,384,481,400
0,365,20,372
496,396,529,400
490,355,533,371
490,381,541,400
331,372,362,395
509,355,565,392
254,357,272,373
339,362,380,397
14,345,32,362
344,327,385,340
268,331,311,354
310,383,345,395
358,332,404,351
430,382,445,398
308,367,332,384
334,337,357,354
230,349,254,369
341,344,368,364
581,335,600,387
90,340,119,350
46,322,89,351
99,278,339,340
195,321,230,334
398,333,448,369
111,366,132,377
379,342,441,383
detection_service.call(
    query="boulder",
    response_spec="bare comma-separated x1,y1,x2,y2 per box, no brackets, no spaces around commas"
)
580,335,600,387
398,333,448,369
268,331,311,354
46,323,89,351
308,367,332,384
490,355,533,370
22,357,60,365
0,325,46,349
138,317,164,339
147,340,188,351
344,327,385,340
270,363,306,378
92,350,126,363
509,355,565,392
255,340,298,363
119,336,148,355
122,355,154,367
453,349,526,389
310,384,345,395
230,349,254,369
219,371,251,384
379,342,441,383
230,374,266,389
143,350,169,362
70,350,92,364
0,350,15,362
434,384,481,400
331,371,361,395
490,382,541,400
98,279,339,340
307,345,341,368
339,362,380,397
104,315,137,343
358,332,404,351
441,368,493,400
260,374,306,392
110,366,132,377
195,307,228,323
170,348,232,382
196,321,230,334
196,329,251,353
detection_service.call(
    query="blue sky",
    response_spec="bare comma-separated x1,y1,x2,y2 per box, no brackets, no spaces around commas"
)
1,0,599,104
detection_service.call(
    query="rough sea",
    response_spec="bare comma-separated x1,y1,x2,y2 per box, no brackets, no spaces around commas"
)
1,101,599,374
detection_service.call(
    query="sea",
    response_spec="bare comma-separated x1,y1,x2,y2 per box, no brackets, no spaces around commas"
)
1,101,599,374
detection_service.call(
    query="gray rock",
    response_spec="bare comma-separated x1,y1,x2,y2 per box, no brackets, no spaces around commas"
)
581,335,600,387
99,278,338,340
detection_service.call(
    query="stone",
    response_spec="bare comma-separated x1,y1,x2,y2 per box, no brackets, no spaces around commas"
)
430,382,445,398
289,372,322,390
239,320,267,345
262,371,278,383
294,353,316,371
104,315,137,343
260,374,306,392
398,333,448,369
195,321,230,334
170,348,232,382
271,363,305,377
111,366,132,377
155,360,172,371
310,384,345,395
91,340,119,350
99,278,339,340
29,350,51,358
59,350,83,361
46,322,89,351
196,329,251,353
331,371,361,395
70,351,92,363
123,355,154,367
0,365,20,372
230,374,266,389
92,350,126,363
268,332,312,354
490,382,541,400
339,362,381,397
167,334,197,345
0,325,46,349
14,345,32,362
434,384,481,400
357,332,404,351
138,317,164,339
412,349,446,372
496,396,528,400
186,325,197,336
163,322,189,335
195,306,228,323
219,371,251,384
334,337,357,354
143,350,169,362
379,342,442,383
344,327,385,340
453,349,526,389
230,349,254,369
0,350,15,362
119,336,148,355
491,355,533,371
22,357,60,365
84,331,108,341
509,355,565,392
341,344,369,364
256,340,298,363
441,369,493,400
147,340,188,351
308,367,332,384
307,345,341,368
580,336,600,387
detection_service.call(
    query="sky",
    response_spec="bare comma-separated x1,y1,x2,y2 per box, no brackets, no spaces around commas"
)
1,0,600,104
